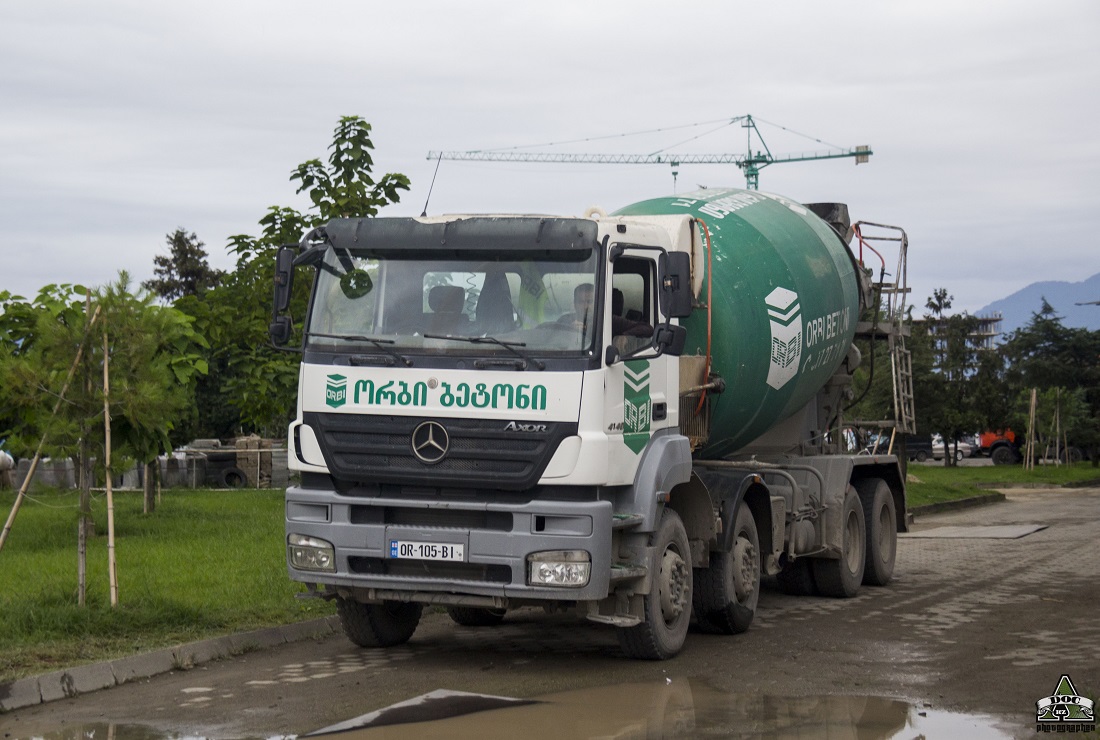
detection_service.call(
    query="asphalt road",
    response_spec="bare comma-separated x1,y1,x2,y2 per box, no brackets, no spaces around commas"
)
4,486,1097,739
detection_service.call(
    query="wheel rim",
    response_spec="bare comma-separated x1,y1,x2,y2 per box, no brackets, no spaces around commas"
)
659,548,689,624
845,509,862,572
732,535,758,602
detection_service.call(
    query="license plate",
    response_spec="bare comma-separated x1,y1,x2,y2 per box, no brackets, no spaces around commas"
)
388,540,465,562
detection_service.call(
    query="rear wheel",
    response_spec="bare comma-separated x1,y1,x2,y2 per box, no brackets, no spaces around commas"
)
618,509,692,660
337,598,422,647
954,449,964,462
1060,447,1084,464
858,478,897,586
446,606,506,627
693,505,759,634
812,487,866,598
991,445,1017,465
914,450,929,463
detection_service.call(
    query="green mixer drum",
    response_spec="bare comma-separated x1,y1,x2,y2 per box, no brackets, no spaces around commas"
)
614,188,862,458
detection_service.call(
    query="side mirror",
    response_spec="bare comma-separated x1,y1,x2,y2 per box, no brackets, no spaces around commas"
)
655,324,687,356
659,252,693,318
273,246,296,313
269,316,292,346
271,246,297,347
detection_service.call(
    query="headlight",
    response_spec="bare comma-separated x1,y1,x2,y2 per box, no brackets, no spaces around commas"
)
527,550,591,587
288,533,336,572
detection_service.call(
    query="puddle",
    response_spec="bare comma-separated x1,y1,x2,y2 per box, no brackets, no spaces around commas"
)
11,726,205,740
10,680,1017,739
311,679,1015,739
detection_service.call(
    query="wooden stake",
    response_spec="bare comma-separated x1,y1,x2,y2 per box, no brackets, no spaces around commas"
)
103,330,118,607
0,305,102,555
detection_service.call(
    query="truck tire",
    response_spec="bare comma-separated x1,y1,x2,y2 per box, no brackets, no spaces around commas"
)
692,505,759,634
914,450,929,463
336,598,422,648
990,446,1017,465
858,478,896,587
811,487,866,598
446,606,506,627
617,509,692,660
1061,447,1084,464
220,466,247,488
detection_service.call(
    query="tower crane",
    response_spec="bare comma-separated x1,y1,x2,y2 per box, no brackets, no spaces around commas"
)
428,115,872,190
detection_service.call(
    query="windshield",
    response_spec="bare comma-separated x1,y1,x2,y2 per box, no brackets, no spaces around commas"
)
306,247,601,358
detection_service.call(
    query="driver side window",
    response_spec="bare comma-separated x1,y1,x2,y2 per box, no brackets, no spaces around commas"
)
611,257,656,351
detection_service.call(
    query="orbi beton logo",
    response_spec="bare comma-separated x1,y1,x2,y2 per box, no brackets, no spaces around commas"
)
326,374,348,408
1036,674,1095,733
765,287,802,390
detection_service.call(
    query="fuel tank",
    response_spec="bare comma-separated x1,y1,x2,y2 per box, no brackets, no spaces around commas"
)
614,188,864,458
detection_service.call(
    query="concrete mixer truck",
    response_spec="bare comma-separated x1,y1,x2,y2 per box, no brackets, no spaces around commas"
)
271,187,912,659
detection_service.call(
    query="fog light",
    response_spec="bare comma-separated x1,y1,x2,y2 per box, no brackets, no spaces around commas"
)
288,533,335,572
527,550,591,587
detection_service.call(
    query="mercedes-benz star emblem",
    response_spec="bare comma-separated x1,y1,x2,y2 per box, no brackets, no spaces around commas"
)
411,421,449,464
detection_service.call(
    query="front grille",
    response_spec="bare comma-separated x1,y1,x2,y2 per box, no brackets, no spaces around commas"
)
306,412,577,490
348,505,512,531
347,556,512,583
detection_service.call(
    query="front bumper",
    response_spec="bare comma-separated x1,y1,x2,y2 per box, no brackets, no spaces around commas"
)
285,484,615,602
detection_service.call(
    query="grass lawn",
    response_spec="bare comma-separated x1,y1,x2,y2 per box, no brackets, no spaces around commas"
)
906,461,1100,508
0,487,334,683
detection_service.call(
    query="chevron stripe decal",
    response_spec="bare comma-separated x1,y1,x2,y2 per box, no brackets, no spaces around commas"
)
623,360,652,455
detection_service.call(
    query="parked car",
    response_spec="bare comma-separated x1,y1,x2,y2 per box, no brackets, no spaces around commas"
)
933,436,972,461
904,434,935,462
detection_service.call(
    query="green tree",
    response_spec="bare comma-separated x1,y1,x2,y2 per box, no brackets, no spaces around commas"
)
175,116,410,437
1,276,207,472
1001,301,1100,465
919,289,987,466
142,229,224,301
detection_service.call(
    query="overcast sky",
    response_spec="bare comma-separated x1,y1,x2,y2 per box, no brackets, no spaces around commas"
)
2,0,1097,315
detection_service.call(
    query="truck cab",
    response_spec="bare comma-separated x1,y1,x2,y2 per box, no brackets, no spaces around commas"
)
277,213,701,657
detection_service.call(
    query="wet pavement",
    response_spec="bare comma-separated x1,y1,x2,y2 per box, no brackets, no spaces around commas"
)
3,486,1097,739
16,682,1016,739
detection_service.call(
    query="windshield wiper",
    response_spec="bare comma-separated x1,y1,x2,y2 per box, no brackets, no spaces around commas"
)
423,333,546,371
307,332,413,367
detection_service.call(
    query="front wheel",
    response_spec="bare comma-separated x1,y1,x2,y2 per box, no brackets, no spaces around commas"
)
811,487,866,598
692,504,760,634
991,446,1017,465
618,509,692,660
914,450,929,463
337,598,422,647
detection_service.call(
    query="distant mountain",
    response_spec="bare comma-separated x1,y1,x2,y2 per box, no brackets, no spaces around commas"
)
978,272,1100,336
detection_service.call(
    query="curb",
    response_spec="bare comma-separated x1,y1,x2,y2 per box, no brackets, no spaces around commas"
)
0,615,341,713
974,482,1060,490
908,491,1007,517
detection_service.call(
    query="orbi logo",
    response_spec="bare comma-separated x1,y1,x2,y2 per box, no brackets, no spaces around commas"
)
765,287,802,391
326,374,348,408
